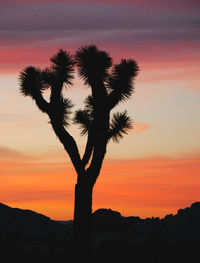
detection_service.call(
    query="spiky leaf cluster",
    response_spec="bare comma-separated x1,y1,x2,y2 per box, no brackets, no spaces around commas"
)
84,95,95,115
19,66,45,99
19,46,138,146
75,45,112,85
73,95,96,136
107,59,139,103
73,109,93,136
50,49,74,85
108,111,132,143
40,68,56,88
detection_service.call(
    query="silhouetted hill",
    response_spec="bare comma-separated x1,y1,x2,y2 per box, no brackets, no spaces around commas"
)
92,202,200,244
91,203,200,262
0,203,65,241
0,202,200,262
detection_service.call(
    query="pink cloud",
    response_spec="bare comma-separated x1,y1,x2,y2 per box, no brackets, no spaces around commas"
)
0,40,199,73
132,122,150,134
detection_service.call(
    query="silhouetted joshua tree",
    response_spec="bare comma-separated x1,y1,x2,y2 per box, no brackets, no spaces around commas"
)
19,45,139,260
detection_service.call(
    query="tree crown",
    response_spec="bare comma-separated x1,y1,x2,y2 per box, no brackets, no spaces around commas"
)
19,45,139,182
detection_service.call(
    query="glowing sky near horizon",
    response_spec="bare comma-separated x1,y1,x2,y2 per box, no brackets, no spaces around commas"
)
0,0,200,220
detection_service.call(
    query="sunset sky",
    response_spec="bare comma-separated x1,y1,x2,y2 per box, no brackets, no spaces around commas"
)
0,0,200,220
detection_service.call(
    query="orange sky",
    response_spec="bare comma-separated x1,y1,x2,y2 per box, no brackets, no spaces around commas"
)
1,157,200,220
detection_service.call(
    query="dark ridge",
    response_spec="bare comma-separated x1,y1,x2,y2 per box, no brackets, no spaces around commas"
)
0,203,66,241
0,202,199,263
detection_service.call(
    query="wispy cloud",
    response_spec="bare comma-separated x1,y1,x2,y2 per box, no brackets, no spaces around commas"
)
132,122,150,134
1,156,200,219
0,146,24,158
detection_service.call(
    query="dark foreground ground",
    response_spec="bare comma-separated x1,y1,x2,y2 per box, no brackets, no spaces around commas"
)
0,202,200,263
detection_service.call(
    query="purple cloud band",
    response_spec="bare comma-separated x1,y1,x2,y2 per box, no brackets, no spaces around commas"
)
0,2,199,31
0,1,199,75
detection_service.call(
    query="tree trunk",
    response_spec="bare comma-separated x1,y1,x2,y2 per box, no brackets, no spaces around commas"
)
73,177,93,262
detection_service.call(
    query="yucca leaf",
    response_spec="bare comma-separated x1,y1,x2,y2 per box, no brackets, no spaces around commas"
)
50,49,74,85
83,95,95,117
108,111,132,143
75,45,112,85
107,59,139,107
73,109,93,136
40,68,56,88
19,66,45,99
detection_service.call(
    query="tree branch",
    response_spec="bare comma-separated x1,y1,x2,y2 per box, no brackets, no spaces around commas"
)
81,131,93,167
50,118,85,180
107,91,120,110
86,138,107,186
34,91,50,114
50,82,63,103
